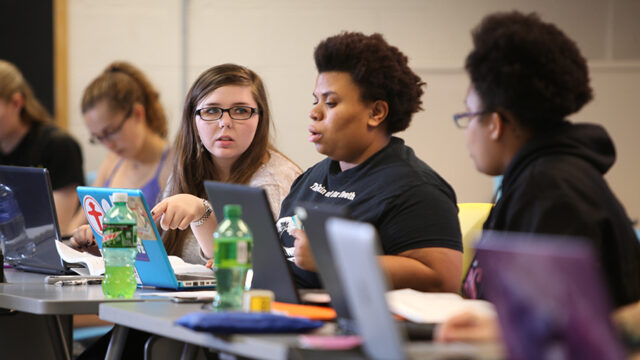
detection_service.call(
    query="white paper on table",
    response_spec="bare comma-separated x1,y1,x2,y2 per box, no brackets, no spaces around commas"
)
386,288,496,323
168,256,213,275
55,240,105,275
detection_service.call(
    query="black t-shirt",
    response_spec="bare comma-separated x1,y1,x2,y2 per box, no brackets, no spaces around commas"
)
277,137,462,288
0,122,84,190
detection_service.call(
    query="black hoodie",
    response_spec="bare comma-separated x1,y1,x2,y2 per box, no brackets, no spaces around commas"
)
463,121,640,308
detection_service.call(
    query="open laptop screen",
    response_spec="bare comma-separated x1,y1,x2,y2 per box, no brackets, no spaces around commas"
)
476,231,624,360
0,165,66,273
204,181,300,304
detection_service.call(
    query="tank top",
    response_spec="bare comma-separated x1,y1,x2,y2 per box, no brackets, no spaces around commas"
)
103,148,169,208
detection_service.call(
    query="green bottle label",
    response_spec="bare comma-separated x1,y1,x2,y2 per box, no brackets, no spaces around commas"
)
214,237,252,269
103,224,137,248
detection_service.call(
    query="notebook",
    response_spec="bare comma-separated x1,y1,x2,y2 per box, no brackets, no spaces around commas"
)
203,181,301,303
475,231,625,360
0,165,70,274
325,218,501,360
76,186,215,290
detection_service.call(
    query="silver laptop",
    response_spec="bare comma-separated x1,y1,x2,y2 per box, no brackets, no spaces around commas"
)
325,218,503,360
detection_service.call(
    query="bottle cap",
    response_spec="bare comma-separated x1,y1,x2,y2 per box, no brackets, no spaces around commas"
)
224,204,242,218
113,193,128,203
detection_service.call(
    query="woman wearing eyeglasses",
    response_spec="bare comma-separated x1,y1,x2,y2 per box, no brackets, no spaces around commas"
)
69,61,171,249
456,11,640,309
151,63,301,264
0,60,84,235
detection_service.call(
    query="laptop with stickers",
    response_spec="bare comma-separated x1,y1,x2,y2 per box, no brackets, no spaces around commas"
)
76,186,215,290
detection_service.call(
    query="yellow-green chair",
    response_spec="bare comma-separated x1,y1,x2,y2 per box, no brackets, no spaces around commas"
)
458,203,493,279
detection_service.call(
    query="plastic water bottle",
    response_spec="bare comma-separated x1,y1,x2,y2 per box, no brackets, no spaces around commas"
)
102,193,138,298
213,204,253,311
0,183,31,262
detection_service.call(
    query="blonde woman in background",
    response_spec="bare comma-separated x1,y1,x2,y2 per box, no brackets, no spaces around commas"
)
69,61,172,250
0,59,84,235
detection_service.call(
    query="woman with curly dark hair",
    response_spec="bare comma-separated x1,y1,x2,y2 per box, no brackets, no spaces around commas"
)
278,32,463,292
456,12,640,308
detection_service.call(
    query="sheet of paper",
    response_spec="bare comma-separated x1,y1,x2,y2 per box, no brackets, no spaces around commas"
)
168,256,213,275
55,240,105,275
386,288,495,323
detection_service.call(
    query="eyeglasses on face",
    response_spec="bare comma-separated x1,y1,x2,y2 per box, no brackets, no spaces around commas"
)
89,108,132,144
452,111,490,129
195,106,260,121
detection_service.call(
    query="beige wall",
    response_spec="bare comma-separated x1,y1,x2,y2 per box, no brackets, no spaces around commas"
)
67,0,640,222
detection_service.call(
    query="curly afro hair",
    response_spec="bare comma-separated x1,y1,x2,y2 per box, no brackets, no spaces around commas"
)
314,32,425,134
466,11,593,134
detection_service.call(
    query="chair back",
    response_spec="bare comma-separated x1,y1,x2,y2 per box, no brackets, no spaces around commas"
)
458,203,492,280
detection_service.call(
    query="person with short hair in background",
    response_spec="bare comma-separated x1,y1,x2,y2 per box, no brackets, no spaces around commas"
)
0,59,84,235
458,11,640,309
439,10,640,344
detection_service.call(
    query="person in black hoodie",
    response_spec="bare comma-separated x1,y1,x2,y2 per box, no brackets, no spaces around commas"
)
455,11,640,309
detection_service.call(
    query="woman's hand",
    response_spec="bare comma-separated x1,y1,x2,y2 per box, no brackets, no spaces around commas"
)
291,228,317,272
151,194,206,231
69,225,100,255
434,310,501,343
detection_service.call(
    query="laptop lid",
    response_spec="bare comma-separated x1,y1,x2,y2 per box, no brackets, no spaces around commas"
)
77,186,213,290
294,202,353,326
475,231,625,360
0,165,67,274
204,181,300,303
325,217,408,360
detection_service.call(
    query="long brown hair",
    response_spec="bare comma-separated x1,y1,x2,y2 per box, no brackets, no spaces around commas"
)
81,61,167,138
163,63,274,255
0,59,51,125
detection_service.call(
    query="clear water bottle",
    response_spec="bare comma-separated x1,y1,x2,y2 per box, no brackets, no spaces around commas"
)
213,204,253,311
102,193,138,298
0,183,31,262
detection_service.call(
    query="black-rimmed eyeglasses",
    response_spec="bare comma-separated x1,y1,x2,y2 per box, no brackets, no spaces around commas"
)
195,106,260,121
89,108,132,144
452,111,489,129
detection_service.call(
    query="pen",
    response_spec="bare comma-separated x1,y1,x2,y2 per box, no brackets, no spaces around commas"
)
54,279,101,286
55,279,88,286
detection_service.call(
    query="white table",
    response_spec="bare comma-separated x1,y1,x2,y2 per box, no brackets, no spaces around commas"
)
0,268,169,360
